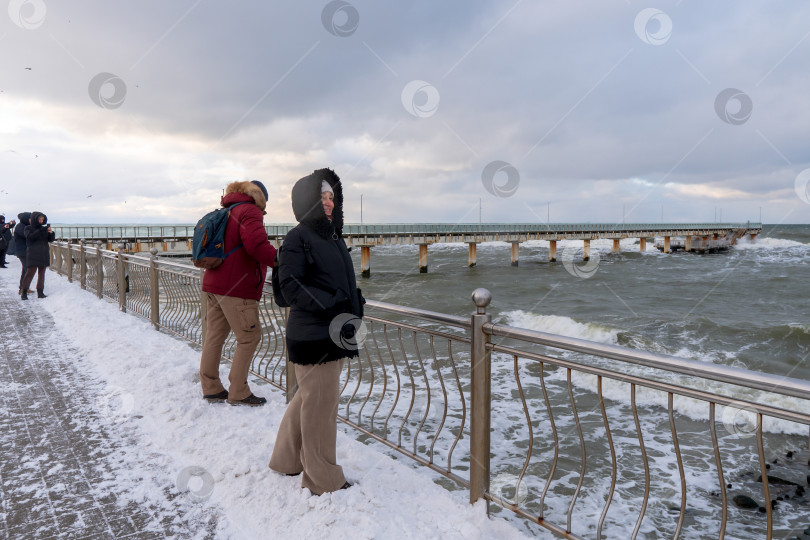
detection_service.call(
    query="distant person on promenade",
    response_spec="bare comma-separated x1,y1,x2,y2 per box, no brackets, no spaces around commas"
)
199,180,277,406
13,212,33,295
21,212,55,300
269,168,364,495
0,215,15,268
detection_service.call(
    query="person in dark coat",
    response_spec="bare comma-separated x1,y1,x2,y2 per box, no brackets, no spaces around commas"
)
269,168,364,495
21,211,55,300
199,180,277,406
14,212,33,295
0,215,15,268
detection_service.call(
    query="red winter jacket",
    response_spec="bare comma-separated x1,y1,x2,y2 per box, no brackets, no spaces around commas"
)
202,181,277,300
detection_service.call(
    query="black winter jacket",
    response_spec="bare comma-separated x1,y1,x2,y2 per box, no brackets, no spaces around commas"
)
14,212,31,260
24,211,55,268
280,168,364,365
0,216,12,250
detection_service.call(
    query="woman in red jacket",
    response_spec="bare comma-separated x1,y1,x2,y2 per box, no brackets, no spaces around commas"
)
199,180,277,406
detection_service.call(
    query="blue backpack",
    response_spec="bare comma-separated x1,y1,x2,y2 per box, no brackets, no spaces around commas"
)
192,202,247,269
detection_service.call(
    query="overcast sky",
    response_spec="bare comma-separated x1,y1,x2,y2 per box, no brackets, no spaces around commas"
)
2,1,810,225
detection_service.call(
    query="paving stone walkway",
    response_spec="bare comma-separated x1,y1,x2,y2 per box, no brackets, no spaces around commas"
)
0,267,218,540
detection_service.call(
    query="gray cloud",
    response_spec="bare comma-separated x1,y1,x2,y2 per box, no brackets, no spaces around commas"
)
1,1,809,224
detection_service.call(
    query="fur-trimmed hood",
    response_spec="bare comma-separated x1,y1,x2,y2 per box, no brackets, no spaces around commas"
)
291,168,344,239
222,180,267,211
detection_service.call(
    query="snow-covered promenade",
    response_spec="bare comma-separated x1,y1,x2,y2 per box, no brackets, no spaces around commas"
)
0,259,532,540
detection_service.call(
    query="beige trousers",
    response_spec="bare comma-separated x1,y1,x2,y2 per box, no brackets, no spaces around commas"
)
269,359,346,494
199,292,261,401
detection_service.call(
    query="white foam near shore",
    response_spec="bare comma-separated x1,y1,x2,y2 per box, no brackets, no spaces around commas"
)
0,262,532,540
499,309,810,436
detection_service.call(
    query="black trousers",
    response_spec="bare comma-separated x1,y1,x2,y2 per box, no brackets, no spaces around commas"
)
22,266,46,292
17,256,26,290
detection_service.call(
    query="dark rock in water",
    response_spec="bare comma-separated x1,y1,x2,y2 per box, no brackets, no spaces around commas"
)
732,494,759,509
773,458,779,464
758,506,766,513
766,463,771,470
756,474,801,486
786,450,794,458
727,483,733,489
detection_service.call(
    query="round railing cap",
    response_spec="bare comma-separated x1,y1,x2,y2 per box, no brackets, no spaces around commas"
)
471,288,492,309
149,247,159,255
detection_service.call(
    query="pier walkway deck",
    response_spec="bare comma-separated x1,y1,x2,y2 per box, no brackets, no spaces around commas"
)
53,222,762,275
0,260,529,540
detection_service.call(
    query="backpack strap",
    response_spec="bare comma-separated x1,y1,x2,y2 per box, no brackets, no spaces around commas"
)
224,201,249,257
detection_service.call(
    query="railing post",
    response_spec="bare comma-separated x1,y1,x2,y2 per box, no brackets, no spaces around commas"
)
117,243,126,312
96,241,104,299
66,243,73,283
199,268,207,344
53,243,61,275
79,240,87,290
149,248,159,330
469,288,492,506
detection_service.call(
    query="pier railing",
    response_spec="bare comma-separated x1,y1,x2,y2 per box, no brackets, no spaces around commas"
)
52,222,762,242
50,241,809,539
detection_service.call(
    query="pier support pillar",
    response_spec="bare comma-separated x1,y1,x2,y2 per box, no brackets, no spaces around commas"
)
418,244,428,273
360,246,371,278
583,239,591,262
549,240,557,262
749,233,757,241
639,237,646,252
510,242,519,267
612,239,620,253
467,242,477,267
685,236,693,252
664,236,671,253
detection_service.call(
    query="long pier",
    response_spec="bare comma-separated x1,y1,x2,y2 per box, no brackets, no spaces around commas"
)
53,222,762,275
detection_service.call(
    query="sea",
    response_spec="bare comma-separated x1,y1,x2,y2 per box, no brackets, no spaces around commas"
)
54,223,810,538
347,223,810,538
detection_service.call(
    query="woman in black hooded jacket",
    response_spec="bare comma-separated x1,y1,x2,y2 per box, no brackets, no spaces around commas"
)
14,212,32,295
269,168,364,495
21,211,55,299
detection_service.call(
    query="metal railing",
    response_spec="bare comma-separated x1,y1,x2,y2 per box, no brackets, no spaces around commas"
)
49,241,809,539
51,222,763,241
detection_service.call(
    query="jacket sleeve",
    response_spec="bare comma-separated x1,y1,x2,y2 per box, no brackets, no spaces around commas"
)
238,206,276,266
278,229,347,313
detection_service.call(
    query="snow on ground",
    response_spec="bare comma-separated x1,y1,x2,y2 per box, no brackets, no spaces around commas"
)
4,265,532,539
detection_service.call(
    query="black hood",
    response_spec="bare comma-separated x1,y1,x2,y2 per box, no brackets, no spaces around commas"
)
290,168,344,239
0,215,4,224
29,211,48,227
17,212,31,225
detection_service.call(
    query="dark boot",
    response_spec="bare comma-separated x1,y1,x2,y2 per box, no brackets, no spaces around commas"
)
37,290,47,299
20,290,28,300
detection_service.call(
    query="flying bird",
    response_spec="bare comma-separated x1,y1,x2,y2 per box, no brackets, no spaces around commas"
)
86,195,93,198
24,67,31,70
